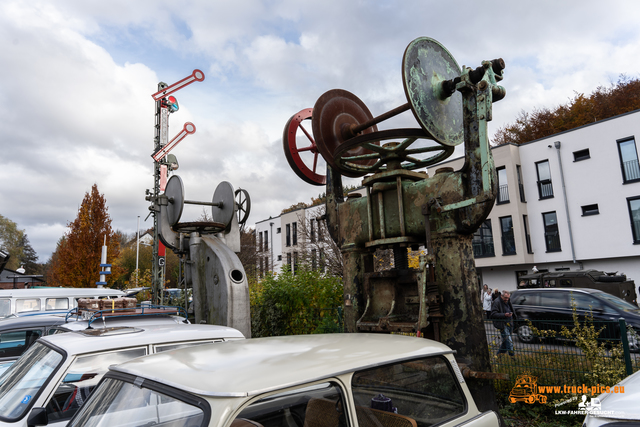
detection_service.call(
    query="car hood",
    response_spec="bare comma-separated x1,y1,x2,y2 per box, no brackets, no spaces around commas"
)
595,370,640,420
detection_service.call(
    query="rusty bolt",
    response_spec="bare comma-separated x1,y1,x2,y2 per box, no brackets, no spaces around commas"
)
478,80,488,91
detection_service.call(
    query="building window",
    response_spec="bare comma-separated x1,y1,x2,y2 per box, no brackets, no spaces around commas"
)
497,167,509,204
292,222,297,246
258,232,263,252
472,220,495,258
264,231,269,252
618,137,640,183
581,204,599,216
293,252,298,274
543,211,561,252
286,224,291,247
573,149,590,162
317,219,323,241
277,255,282,261
286,252,292,268
259,257,264,277
536,160,554,199
500,216,516,255
277,227,281,234
516,165,526,203
311,249,317,270
310,220,315,242
319,248,325,273
627,196,640,244
523,215,533,254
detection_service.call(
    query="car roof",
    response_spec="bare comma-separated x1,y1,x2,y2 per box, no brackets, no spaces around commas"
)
513,287,605,295
0,288,125,297
40,323,245,355
60,315,187,331
0,314,68,329
111,333,454,398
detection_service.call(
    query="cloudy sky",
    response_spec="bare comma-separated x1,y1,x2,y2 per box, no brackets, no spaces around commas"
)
2,0,640,262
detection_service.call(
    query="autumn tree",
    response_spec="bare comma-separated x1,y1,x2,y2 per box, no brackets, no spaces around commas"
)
493,75,640,146
47,184,122,288
0,214,40,273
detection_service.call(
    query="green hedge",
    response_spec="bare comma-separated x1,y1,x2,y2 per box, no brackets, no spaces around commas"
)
250,267,343,337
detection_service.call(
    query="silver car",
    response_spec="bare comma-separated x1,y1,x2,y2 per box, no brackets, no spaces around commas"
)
0,323,244,427
66,334,500,427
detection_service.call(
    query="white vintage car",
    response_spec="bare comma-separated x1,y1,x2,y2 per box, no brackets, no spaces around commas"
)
65,334,500,427
0,323,245,427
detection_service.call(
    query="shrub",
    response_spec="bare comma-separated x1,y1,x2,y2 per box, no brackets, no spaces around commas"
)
250,267,343,337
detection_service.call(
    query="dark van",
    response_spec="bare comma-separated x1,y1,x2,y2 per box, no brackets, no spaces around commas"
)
510,287,640,351
517,270,637,305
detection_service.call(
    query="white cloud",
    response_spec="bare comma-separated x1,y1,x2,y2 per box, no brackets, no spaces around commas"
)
3,0,640,262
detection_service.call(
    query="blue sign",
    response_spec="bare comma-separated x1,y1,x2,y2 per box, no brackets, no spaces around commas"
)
21,395,31,404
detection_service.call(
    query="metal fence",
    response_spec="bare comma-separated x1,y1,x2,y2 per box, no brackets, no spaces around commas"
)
484,318,640,386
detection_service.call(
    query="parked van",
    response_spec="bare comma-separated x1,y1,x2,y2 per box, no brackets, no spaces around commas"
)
517,270,637,305
0,288,127,318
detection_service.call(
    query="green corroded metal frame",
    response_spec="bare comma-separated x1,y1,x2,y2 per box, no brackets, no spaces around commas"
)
323,40,506,414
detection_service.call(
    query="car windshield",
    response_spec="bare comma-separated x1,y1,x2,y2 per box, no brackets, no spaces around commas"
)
598,293,640,312
0,342,64,420
68,377,205,427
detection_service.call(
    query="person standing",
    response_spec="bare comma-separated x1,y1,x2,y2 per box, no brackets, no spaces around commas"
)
492,288,501,301
482,285,492,318
491,290,517,357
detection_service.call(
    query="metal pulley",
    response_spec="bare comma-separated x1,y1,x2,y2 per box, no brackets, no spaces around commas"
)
162,176,251,235
281,37,504,180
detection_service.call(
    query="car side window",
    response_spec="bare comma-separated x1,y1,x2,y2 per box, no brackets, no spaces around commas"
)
539,292,568,308
0,299,10,317
351,356,466,427
46,298,70,310
46,347,147,422
571,294,603,312
16,298,40,313
0,329,43,358
233,382,348,427
513,293,538,306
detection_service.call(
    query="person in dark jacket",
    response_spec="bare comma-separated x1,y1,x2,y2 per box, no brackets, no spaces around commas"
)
491,290,517,356
492,288,501,301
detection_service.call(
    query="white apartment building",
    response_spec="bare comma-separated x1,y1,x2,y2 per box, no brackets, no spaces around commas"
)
254,204,328,276
436,109,640,294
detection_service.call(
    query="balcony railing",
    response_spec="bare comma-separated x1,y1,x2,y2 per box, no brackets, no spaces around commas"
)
497,185,509,204
501,234,516,255
537,181,554,199
623,160,640,182
545,232,561,252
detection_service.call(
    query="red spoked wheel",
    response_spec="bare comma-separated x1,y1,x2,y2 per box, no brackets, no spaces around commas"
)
282,108,326,186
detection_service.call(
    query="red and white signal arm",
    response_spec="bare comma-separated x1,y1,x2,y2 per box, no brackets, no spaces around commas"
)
152,122,196,162
151,70,205,101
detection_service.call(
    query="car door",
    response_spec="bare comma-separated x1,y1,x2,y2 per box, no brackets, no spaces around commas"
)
43,346,148,426
537,291,570,333
570,292,615,338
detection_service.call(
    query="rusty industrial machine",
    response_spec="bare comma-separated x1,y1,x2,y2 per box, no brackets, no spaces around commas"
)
283,37,506,412
149,175,252,337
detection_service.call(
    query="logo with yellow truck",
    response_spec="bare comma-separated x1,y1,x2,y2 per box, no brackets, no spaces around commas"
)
509,373,548,404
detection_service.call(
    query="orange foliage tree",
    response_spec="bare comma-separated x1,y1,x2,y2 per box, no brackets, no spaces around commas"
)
493,75,640,146
48,184,122,288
